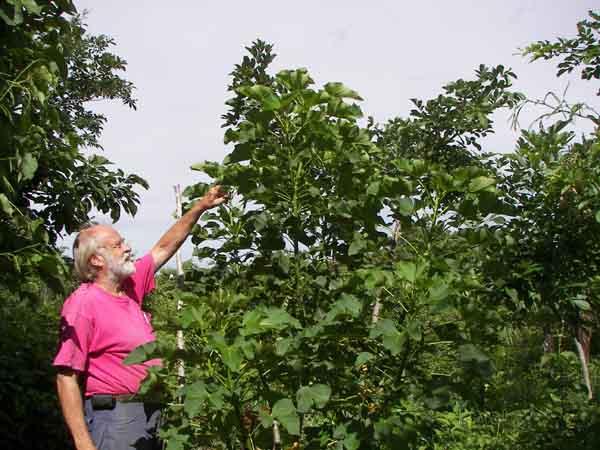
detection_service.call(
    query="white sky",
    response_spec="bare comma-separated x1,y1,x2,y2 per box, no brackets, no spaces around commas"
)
64,0,600,266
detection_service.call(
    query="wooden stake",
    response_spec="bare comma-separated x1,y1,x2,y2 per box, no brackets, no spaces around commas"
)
174,184,185,382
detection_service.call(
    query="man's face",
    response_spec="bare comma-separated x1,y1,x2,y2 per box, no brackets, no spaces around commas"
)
96,229,135,281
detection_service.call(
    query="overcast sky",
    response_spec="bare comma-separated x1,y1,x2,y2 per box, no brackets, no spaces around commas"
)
65,0,600,266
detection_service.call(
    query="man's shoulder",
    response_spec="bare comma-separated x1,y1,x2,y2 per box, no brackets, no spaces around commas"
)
133,253,155,274
61,283,101,317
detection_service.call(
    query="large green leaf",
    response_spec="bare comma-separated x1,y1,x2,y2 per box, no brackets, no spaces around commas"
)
571,298,591,311
370,319,406,355
183,381,208,417
20,153,38,181
237,85,281,111
468,176,495,192
458,344,489,363
397,197,414,216
348,233,366,256
395,261,417,283
123,341,157,365
366,181,380,196
220,345,243,372
0,194,14,215
324,82,363,100
325,293,362,321
296,384,331,413
354,352,374,367
259,308,301,330
241,310,263,335
276,68,313,91
272,398,299,435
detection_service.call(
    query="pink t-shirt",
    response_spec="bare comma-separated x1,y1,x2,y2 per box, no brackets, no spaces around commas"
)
53,253,160,396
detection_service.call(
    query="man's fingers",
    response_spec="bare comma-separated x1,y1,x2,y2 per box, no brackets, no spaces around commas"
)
202,185,230,208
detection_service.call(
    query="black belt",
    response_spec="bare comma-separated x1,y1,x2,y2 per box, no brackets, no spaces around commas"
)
89,394,141,410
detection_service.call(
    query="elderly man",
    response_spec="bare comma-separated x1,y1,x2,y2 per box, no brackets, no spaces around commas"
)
53,186,227,450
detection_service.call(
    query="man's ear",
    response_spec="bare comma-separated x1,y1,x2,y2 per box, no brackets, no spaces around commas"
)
89,253,105,272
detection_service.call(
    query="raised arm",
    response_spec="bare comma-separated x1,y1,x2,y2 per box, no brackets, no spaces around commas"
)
151,185,228,271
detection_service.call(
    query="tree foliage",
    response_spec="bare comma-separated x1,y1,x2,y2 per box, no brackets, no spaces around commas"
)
0,0,148,300
144,28,600,450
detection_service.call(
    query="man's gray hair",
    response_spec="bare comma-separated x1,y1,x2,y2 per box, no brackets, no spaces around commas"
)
73,222,100,282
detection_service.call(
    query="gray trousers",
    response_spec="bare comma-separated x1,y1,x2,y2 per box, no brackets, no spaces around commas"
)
84,398,162,450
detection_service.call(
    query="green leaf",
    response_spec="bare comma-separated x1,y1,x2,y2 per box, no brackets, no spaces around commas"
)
343,434,360,450
21,0,43,14
334,424,360,450
370,319,405,355
275,337,295,356
458,344,489,363
190,161,223,179
395,261,417,283
220,345,243,372
596,210,600,223
241,310,263,335
276,68,313,90
259,308,301,330
259,407,273,428
348,233,366,256
397,197,414,216
406,320,421,341
184,381,208,417
296,384,332,413
224,144,252,163
272,399,299,435
324,82,363,100
468,176,496,192
272,252,290,274
428,279,449,302
237,85,281,111
123,341,157,365
366,181,380,196
382,332,406,356
165,434,188,450
354,352,374,367
571,299,591,311
20,153,38,181
325,293,362,321
0,194,14,215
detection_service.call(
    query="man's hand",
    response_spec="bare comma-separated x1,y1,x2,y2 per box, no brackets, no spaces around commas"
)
151,185,230,271
196,185,229,210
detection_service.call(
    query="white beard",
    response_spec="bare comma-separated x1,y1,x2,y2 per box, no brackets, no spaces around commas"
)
101,251,136,282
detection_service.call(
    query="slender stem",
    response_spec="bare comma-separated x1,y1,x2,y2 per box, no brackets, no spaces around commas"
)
0,59,41,102
394,232,421,256
0,243,42,256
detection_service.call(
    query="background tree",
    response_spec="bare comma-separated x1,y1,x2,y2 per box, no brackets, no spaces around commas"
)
0,2,147,448
0,0,147,301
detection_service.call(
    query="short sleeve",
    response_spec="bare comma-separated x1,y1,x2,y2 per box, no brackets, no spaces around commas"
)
122,253,156,305
53,311,93,372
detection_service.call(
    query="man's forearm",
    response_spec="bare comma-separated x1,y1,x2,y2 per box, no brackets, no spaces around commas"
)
151,201,209,270
150,185,228,270
56,371,96,450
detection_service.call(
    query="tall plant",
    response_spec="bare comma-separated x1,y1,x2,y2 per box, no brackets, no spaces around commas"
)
143,41,524,450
